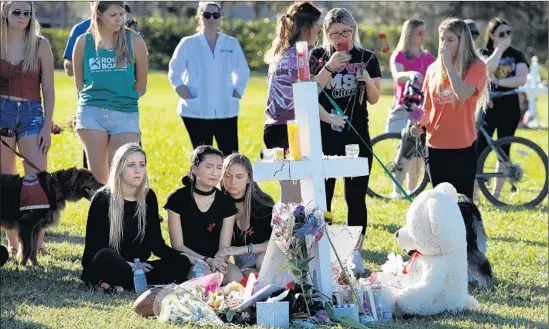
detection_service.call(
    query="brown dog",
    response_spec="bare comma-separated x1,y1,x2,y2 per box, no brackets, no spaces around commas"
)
0,167,102,266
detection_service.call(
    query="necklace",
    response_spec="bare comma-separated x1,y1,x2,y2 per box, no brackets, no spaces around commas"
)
194,185,216,196
230,195,246,203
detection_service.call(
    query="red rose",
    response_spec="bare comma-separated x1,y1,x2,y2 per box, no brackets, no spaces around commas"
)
285,282,296,290
378,32,387,40
381,44,391,53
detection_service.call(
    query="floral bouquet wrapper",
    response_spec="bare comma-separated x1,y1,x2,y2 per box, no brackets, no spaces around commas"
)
158,285,224,326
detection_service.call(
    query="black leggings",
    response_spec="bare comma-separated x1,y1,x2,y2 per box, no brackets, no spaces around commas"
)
322,126,373,235
426,142,477,199
476,94,521,159
81,248,190,291
0,245,8,268
182,117,238,157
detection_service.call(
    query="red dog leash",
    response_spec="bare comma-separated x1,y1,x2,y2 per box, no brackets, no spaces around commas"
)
0,131,43,172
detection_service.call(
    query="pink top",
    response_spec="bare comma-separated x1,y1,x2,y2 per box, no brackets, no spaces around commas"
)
390,50,435,106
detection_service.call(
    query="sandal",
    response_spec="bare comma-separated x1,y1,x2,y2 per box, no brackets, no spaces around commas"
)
97,281,123,294
37,247,49,256
8,247,18,258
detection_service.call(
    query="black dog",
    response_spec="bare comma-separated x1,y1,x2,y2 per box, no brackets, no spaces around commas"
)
457,194,495,290
0,167,102,266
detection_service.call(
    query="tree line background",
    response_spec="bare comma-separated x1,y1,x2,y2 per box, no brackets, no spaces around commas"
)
35,1,548,78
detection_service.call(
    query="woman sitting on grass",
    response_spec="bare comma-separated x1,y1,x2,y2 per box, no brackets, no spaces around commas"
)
216,153,275,276
81,143,191,293
165,145,242,285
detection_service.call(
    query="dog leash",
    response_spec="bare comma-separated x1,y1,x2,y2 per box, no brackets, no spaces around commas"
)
0,137,43,172
317,81,413,202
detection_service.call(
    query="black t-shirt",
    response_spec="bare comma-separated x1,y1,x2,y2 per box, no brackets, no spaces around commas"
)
480,46,528,92
232,198,273,247
310,46,381,156
81,189,183,274
310,46,382,128
164,186,237,258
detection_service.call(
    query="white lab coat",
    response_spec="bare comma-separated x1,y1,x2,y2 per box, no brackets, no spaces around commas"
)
168,32,250,119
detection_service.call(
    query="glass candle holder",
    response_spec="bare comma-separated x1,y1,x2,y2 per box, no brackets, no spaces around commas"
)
287,120,302,161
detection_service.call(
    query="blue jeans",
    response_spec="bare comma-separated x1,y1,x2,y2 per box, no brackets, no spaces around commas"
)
0,97,43,140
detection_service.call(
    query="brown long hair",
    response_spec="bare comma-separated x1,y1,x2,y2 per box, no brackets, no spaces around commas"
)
89,1,132,67
264,1,321,64
220,153,274,237
0,1,41,72
395,18,426,60
483,17,510,52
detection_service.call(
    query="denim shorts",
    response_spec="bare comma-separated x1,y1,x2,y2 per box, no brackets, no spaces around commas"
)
0,97,43,140
76,105,140,135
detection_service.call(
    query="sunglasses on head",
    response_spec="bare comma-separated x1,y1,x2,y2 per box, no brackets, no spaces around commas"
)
498,30,512,38
202,12,221,20
10,9,31,18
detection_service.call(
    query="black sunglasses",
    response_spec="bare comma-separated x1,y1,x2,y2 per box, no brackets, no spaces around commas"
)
10,9,31,18
498,30,512,38
202,12,221,20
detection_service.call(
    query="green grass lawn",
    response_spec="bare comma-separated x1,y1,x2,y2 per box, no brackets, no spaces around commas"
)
1,70,548,329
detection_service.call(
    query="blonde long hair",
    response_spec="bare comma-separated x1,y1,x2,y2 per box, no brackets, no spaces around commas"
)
264,1,321,65
0,1,41,72
430,17,488,110
220,154,274,238
321,8,363,58
395,18,425,60
100,143,149,253
89,1,132,67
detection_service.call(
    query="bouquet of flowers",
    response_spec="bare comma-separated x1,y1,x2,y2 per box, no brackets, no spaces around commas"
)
157,285,224,326
271,203,326,261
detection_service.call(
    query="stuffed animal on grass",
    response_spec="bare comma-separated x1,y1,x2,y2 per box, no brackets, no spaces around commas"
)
382,183,479,316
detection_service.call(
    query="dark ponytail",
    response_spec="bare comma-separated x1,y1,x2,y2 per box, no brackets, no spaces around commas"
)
182,145,224,186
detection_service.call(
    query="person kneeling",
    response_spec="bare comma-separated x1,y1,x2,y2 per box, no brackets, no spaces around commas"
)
216,153,275,277
80,143,191,293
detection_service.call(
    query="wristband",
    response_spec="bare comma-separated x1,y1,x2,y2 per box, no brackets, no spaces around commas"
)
324,65,334,73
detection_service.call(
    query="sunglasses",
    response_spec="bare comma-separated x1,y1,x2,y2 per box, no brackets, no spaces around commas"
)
10,9,31,18
125,19,137,29
202,12,221,20
498,30,512,38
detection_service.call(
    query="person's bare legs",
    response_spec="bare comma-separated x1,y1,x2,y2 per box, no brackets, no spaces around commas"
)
391,158,409,198
108,133,140,166
406,157,423,194
492,160,506,199
15,134,49,252
76,129,109,184
0,136,19,254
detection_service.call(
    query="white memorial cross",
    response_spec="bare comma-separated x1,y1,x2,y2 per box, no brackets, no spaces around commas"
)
518,56,548,128
253,81,370,298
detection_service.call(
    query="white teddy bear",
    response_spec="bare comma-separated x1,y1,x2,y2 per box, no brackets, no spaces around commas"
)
381,182,479,316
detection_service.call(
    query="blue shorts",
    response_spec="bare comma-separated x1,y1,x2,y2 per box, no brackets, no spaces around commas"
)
75,105,140,135
0,97,43,140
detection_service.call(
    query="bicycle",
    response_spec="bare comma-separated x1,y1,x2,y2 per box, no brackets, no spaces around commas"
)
367,86,548,208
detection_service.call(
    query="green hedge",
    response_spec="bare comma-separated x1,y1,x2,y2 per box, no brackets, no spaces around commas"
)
41,17,546,81
41,28,71,68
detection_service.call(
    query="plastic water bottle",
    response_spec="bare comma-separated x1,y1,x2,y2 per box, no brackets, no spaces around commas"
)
330,109,347,132
191,262,205,278
133,258,148,293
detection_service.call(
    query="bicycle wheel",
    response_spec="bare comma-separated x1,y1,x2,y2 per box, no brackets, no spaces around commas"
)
477,136,548,208
367,132,430,200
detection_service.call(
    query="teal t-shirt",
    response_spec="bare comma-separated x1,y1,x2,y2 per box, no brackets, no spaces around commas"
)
78,30,139,113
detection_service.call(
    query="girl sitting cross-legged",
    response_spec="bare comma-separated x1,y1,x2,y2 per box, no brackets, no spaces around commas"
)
165,145,242,285
80,143,192,293
216,153,275,276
